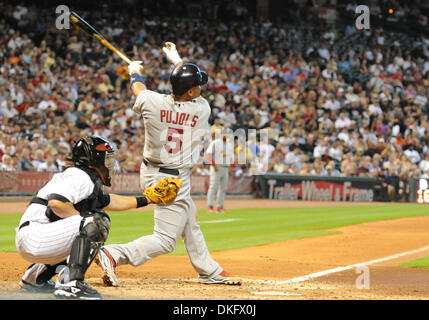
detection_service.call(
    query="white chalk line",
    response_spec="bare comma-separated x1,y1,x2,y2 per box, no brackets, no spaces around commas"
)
280,245,429,284
251,291,302,296
108,245,429,289
199,219,241,224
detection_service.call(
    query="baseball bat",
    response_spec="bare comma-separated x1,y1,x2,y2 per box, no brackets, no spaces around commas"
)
69,11,132,65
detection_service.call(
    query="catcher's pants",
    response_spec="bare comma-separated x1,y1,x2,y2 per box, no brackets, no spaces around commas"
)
104,162,222,278
207,165,229,208
15,205,93,282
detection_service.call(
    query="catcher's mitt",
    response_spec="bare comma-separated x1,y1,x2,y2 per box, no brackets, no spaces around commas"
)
143,177,182,205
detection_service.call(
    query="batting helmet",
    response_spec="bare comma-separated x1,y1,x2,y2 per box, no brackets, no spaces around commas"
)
70,136,115,186
170,63,208,96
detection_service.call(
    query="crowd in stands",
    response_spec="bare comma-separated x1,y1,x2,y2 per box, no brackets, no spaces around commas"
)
1,1,429,201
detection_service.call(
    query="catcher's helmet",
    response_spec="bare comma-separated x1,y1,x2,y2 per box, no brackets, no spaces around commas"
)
170,63,208,96
70,136,115,186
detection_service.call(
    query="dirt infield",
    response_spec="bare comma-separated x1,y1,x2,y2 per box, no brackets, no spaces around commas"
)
1,199,429,300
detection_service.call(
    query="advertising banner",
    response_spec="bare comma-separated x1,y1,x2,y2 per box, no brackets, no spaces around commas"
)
256,174,376,202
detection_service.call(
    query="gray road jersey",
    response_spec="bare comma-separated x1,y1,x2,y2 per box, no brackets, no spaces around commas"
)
133,90,211,170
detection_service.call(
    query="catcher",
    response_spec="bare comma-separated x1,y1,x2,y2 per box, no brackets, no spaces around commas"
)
15,136,181,300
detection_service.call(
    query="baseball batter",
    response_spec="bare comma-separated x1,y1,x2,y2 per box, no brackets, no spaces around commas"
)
15,136,179,299
206,130,234,213
97,42,241,286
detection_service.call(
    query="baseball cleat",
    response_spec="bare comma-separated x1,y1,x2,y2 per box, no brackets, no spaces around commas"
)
53,280,102,300
19,279,56,293
208,206,214,213
216,207,226,214
95,247,119,287
198,270,242,285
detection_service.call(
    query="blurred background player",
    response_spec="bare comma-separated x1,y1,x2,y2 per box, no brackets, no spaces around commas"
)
205,128,234,213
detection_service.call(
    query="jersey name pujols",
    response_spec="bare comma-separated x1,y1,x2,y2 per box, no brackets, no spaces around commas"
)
160,110,199,127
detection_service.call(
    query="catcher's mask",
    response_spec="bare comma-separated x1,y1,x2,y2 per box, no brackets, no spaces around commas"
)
70,136,115,186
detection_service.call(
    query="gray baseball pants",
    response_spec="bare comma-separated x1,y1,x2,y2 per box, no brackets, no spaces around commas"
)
104,162,222,278
207,165,229,208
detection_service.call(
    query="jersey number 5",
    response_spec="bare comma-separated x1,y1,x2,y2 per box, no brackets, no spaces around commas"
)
164,127,183,154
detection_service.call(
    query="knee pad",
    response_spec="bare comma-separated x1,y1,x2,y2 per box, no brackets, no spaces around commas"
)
82,211,110,243
68,211,111,281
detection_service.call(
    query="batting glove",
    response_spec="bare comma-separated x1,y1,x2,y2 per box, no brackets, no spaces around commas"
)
162,42,183,66
128,60,143,75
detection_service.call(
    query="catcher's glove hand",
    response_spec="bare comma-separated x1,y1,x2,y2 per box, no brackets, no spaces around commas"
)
143,177,183,205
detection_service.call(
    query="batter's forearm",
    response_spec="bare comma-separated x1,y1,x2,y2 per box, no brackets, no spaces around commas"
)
128,60,146,97
131,81,146,97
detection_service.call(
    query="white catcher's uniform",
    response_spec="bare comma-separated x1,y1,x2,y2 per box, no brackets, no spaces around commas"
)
104,90,222,277
15,167,100,282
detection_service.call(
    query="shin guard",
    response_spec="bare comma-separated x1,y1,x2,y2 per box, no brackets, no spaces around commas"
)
68,212,110,281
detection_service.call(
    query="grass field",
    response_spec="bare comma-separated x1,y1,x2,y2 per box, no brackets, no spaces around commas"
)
400,256,429,269
2,204,429,258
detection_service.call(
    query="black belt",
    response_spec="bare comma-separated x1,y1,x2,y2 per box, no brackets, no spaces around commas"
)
19,221,30,230
30,197,48,206
143,159,179,176
19,197,49,231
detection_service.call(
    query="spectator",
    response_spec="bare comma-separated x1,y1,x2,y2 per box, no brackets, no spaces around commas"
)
211,118,224,136
419,153,429,172
372,168,388,201
299,163,312,175
217,107,236,128
285,148,301,165
326,160,340,176
337,127,351,145
37,154,58,172
310,158,326,175
368,100,383,116
77,93,95,115
345,86,359,104
335,112,351,129
246,136,260,157
55,151,68,171
385,168,401,201
18,148,35,171
268,153,287,173
313,138,328,159
328,140,343,163
404,145,421,164
31,150,45,170
0,154,14,171
323,94,341,112
341,153,357,176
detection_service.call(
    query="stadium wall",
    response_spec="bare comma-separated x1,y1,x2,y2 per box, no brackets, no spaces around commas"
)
1,171,425,203
0,171,254,196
